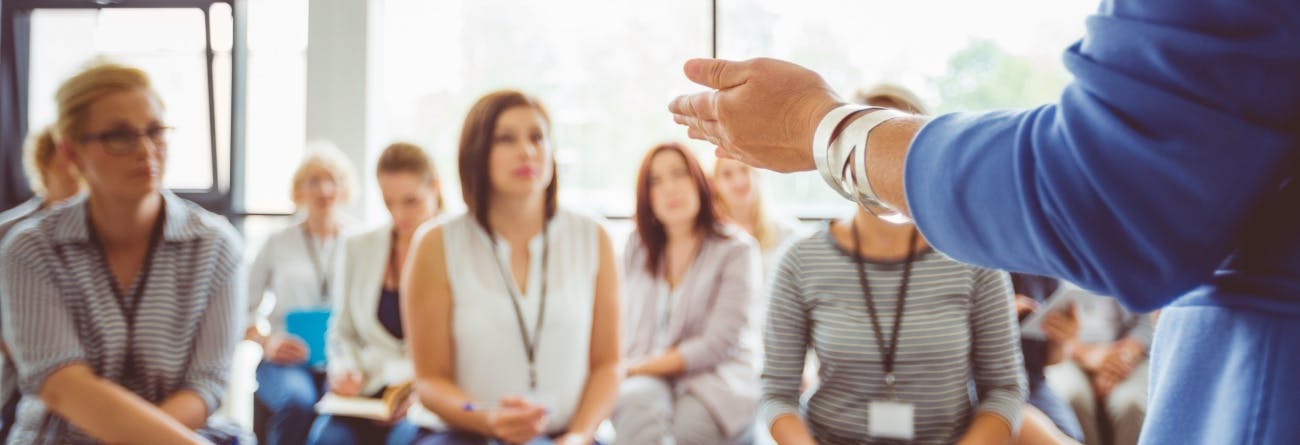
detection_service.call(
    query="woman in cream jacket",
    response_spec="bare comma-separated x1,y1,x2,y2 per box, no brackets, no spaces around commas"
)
308,142,444,445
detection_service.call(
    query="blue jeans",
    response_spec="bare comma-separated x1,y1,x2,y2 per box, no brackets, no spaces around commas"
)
1022,338,1085,441
308,415,418,445
255,362,326,445
414,430,604,445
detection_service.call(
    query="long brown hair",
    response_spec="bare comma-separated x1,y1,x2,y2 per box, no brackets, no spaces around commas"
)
634,142,723,276
457,90,558,231
377,141,444,212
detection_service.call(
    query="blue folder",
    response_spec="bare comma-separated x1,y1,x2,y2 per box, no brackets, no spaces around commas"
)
284,308,332,368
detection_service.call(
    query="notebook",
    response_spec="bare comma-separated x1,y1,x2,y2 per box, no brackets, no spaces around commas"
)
316,381,414,421
284,308,332,368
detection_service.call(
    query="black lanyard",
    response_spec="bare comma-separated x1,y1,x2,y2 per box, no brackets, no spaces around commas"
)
86,205,165,379
299,224,331,300
850,220,918,397
489,223,550,391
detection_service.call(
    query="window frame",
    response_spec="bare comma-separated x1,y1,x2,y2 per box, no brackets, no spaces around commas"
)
1,0,248,220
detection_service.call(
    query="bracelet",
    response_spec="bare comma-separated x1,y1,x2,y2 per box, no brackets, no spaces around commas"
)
813,104,873,198
835,109,911,223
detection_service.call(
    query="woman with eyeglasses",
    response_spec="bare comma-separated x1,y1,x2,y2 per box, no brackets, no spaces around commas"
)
246,143,356,445
0,62,245,444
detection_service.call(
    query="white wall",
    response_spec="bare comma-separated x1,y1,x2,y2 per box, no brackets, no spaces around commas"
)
305,0,375,222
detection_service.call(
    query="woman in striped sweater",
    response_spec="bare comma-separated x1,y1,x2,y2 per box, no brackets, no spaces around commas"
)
0,62,244,444
759,202,1026,444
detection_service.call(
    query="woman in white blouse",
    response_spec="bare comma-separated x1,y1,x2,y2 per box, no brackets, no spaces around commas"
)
246,144,355,445
307,142,443,445
403,91,621,445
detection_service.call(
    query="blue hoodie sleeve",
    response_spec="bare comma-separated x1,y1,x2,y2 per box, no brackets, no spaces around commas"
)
904,0,1300,311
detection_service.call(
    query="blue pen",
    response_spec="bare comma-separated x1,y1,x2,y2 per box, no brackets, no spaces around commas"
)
462,402,500,412
462,401,550,413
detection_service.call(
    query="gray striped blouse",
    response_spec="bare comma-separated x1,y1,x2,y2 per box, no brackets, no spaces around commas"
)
0,192,245,444
760,228,1026,444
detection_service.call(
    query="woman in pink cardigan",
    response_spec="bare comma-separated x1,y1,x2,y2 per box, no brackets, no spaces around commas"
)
613,142,762,445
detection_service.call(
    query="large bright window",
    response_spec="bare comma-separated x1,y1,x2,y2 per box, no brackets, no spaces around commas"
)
376,0,1095,218
375,0,712,218
242,0,309,214
23,1,308,214
28,7,219,191
718,0,1097,215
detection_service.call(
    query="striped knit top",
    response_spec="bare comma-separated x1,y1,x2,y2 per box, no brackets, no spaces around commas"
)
759,226,1025,444
0,192,245,444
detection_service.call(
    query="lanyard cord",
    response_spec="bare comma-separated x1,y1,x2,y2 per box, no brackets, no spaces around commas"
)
850,220,919,393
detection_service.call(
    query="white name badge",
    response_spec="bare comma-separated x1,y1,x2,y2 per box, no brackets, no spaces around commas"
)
868,400,915,440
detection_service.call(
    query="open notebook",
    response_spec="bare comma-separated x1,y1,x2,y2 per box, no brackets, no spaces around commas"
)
315,381,414,421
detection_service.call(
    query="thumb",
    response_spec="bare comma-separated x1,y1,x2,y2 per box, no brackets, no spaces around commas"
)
684,58,748,90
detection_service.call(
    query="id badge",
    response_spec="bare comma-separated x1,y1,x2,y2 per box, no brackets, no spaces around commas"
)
868,400,915,440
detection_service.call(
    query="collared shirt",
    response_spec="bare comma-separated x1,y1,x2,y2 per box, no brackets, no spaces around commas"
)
247,221,341,334
0,192,245,443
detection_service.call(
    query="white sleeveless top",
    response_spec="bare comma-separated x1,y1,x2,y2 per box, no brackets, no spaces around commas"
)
441,208,603,433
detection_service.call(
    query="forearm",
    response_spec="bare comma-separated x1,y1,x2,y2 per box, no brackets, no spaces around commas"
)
627,349,685,378
158,390,209,430
566,361,621,437
956,411,1014,445
770,413,818,445
415,376,493,436
42,365,205,444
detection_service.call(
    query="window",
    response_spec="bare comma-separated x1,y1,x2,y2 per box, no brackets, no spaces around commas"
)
17,0,306,215
718,0,1097,215
27,7,219,191
375,0,712,218
242,0,308,214
375,0,1095,219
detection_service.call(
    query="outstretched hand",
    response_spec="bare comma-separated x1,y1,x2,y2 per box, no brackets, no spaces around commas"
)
669,57,844,173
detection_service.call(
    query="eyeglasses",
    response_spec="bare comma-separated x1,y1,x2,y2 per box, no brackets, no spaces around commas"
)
80,126,173,156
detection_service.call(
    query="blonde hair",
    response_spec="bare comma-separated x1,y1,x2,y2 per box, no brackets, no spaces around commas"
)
21,126,59,196
853,83,930,115
53,60,160,145
712,159,780,251
376,141,443,211
291,141,356,205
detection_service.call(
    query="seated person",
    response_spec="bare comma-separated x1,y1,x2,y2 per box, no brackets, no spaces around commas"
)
1045,288,1153,445
0,124,84,442
403,91,620,445
613,143,761,445
760,197,1026,444
307,142,444,444
0,61,244,444
247,144,355,444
